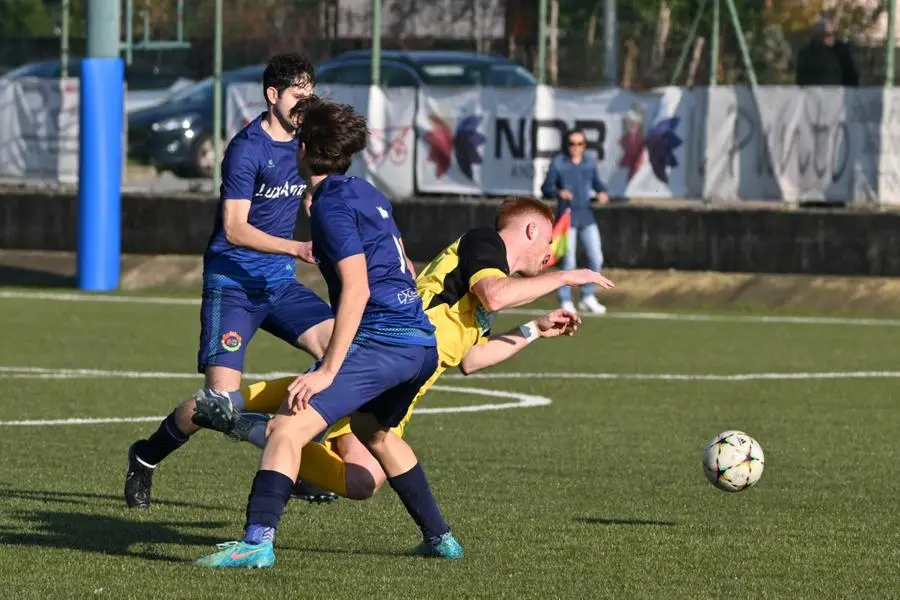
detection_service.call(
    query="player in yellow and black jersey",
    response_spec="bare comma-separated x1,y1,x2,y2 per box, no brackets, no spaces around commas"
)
193,197,614,500
417,226,512,370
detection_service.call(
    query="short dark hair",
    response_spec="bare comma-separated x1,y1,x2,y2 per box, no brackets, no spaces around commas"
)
262,53,315,102
566,128,585,141
294,96,368,176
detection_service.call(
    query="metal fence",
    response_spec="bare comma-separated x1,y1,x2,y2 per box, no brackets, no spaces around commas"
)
0,0,897,89
2,0,898,88
3,0,900,202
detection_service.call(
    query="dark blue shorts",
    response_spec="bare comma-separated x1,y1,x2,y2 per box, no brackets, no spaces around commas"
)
308,341,439,429
197,281,333,373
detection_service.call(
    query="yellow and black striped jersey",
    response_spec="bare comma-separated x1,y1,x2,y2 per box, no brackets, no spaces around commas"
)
416,227,510,368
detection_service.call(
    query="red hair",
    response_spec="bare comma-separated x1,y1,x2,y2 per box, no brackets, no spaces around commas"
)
495,197,554,231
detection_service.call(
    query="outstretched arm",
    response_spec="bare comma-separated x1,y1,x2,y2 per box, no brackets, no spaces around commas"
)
459,309,580,375
472,270,613,312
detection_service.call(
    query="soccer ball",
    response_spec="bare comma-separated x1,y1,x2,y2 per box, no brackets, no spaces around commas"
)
702,430,765,492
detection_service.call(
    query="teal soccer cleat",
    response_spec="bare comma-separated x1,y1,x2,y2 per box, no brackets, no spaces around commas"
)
410,532,464,559
194,540,276,569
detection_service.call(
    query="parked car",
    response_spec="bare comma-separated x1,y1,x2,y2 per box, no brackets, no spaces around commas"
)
128,52,535,179
127,64,264,178
2,58,194,113
316,50,536,87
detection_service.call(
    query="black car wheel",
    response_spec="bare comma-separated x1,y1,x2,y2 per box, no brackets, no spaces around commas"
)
190,134,216,178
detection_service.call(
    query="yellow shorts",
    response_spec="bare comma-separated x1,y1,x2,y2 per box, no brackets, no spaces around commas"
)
240,365,444,449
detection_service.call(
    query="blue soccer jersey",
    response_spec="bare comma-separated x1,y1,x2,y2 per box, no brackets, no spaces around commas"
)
203,114,307,288
309,175,435,347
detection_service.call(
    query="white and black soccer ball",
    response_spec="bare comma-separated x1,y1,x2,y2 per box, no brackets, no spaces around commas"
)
703,430,765,492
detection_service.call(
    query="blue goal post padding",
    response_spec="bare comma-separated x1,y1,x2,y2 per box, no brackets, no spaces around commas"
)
77,57,124,291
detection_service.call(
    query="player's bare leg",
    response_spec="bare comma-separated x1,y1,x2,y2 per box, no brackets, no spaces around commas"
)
211,416,385,501
125,366,243,509
295,319,332,359
336,432,387,499
350,413,463,559
191,320,338,503
128,317,328,511
192,320,333,434
194,402,330,568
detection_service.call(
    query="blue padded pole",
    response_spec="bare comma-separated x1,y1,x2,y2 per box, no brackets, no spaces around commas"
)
77,0,123,291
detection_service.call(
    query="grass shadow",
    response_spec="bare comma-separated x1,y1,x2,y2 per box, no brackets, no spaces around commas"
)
0,485,228,511
0,265,75,288
0,485,408,561
0,510,227,562
576,517,677,527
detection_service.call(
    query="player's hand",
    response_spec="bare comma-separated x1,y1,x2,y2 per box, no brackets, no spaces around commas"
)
294,240,316,264
286,369,335,412
594,192,609,205
536,309,581,338
563,268,614,290
558,189,573,201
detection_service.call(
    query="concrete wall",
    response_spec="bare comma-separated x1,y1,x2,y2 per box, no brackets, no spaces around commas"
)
3,190,900,276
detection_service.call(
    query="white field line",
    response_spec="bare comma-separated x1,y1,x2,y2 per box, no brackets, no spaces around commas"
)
2,289,899,327
3,365,898,426
0,371,552,426
3,365,900,383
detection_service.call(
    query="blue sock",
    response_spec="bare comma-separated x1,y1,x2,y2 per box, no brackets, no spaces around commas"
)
243,470,294,544
135,411,189,466
243,523,275,545
225,389,246,412
388,463,450,544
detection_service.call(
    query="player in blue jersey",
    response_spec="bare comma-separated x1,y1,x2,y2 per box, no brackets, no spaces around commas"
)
194,96,462,568
124,54,335,509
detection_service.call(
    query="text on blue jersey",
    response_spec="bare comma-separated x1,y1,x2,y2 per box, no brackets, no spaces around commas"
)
203,114,307,288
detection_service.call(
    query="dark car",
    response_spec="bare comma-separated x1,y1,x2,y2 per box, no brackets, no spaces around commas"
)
316,50,536,87
129,52,534,179
127,64,264,178
3,58,193,113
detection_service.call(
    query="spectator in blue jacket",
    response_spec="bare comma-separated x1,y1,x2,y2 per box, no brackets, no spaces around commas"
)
541,128,609,315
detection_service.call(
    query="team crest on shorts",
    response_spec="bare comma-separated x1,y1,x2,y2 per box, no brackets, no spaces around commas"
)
221,331,242,352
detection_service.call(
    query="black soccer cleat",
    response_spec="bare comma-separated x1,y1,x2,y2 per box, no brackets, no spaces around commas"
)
125,441,154,509
291,479,339,504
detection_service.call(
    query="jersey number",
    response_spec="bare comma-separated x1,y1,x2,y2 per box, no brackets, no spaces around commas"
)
392,235,406,274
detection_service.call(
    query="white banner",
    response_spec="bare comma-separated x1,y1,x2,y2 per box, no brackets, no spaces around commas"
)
874,88,900,205
703,87,883,203
6,78,896,203
0,77,129,183
415,85,693,198
226,82,263,141
0,78,80,182
226,83,416,198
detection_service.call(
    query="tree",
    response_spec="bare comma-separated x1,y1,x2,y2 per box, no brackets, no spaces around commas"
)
1,0,54,36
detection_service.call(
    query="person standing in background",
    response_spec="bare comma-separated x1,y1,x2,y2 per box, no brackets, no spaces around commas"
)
795,15,859,87
541,128,609,315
